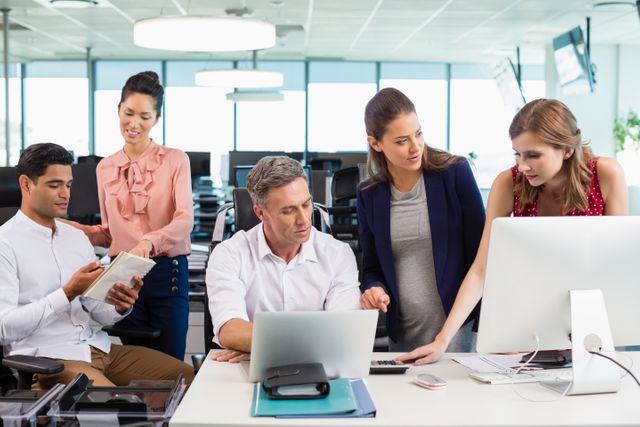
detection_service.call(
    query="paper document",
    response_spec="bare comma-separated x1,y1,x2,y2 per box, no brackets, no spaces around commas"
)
453,354,542,373
82,252,156,304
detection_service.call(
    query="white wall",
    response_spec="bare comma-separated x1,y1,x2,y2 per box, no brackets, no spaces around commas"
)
617,45,640,115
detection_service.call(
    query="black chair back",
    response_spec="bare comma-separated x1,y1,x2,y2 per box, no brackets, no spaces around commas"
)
68,163,100,224
331,167,359,204
232,188,259,232
0,167,20,208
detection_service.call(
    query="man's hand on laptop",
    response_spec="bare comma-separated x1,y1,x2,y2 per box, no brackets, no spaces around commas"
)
211,349,249,363
360,286,390,312
107,276,143,315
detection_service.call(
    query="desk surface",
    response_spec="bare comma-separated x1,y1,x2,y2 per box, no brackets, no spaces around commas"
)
170,352,640,427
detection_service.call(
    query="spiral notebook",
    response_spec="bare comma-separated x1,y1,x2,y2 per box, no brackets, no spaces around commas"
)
82,252,156,304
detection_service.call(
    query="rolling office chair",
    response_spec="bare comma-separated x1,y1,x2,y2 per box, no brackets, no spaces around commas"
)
0,350,64,392
67,163,101,225
0,167,21,225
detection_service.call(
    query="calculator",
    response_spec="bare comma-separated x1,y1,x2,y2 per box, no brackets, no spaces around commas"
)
369,360,409,374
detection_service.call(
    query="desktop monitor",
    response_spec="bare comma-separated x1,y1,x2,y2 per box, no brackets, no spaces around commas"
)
186,151,211,178
477,217,640,394
228,151,286,186
552,26,596,95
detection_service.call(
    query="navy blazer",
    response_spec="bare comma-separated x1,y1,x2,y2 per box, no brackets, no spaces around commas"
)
356,159,485,342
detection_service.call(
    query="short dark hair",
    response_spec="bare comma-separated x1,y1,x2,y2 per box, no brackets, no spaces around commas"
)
16,143,73,182
119,71,164,116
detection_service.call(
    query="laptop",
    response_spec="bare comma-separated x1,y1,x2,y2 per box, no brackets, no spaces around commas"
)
248,310,378,382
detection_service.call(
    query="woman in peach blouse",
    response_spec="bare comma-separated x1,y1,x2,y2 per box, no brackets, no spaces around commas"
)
76,71,193,360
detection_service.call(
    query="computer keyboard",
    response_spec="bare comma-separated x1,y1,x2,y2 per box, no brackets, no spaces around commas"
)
370,360,409,374
469,368,572,384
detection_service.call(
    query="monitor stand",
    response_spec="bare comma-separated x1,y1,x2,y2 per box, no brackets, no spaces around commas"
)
542,289,620,395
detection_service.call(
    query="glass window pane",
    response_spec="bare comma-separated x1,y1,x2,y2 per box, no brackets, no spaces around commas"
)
450,78,514,189
0,76,22,166
236,90,305,152
235,61,306,152
164,86,234,183
308,82,375,152
24,77,89,157
308,62,376,152
380,79,447,150
450,64,546,189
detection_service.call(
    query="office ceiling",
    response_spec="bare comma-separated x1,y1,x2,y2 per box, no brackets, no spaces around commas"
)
0,0,638,64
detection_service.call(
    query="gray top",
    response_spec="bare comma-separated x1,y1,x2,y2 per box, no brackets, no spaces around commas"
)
388,175,445,352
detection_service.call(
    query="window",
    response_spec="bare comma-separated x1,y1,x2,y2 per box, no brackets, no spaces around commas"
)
380,63,448,150
24,61,88,157
165,61,234,183
450,64,545,188
308,62,376,152
0,64,22,166
235,61,306,152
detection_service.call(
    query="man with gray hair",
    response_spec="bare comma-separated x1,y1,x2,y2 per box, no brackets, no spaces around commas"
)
206,156,361,362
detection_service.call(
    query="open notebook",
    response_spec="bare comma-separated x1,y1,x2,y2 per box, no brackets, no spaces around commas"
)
82,252,156,304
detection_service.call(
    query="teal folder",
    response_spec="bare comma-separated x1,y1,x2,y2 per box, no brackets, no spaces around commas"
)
250,378,357,417
277,378,376,419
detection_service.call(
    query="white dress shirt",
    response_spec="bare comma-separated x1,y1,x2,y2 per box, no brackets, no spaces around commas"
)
0,210,125,362
206,224,361,343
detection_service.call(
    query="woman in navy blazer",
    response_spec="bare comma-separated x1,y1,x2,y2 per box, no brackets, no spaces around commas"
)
357,88,485,352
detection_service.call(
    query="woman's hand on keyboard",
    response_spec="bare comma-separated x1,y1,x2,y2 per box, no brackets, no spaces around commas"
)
395,337,447,365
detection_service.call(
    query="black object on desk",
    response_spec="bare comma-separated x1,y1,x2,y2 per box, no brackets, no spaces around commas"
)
369,360,409,375
263,363,330,400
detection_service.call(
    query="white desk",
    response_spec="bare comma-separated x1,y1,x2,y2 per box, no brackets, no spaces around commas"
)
170,352,640,427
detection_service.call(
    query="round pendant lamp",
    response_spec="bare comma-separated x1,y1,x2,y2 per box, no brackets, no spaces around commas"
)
133,15,276,52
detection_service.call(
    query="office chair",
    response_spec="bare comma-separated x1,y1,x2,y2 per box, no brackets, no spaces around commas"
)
0,347,64,392
0,167,21,226
76,155,103,164
67,163,101,225
326,166,360,248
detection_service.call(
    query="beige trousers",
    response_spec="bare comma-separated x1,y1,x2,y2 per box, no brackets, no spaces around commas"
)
35,344,194,389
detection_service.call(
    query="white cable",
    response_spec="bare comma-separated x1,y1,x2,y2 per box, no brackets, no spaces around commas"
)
508,335,573,402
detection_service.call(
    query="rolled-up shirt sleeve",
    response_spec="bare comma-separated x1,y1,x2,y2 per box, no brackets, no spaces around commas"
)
323,242,362,311
0,240,70,345
206,243,250,341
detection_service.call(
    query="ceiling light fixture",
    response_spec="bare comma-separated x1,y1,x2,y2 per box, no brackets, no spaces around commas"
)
195,51,283,88
133,15,275,52
49,0,98,7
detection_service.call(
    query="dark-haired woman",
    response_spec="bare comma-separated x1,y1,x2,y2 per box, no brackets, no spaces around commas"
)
73,71,193,360
357,88,485,353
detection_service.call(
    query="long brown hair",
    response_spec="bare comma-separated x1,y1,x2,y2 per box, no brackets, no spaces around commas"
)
510,98,593,213
362,88,460,188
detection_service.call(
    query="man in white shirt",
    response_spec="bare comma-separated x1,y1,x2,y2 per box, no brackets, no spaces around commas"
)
207,156,361,362
0,143,194,388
